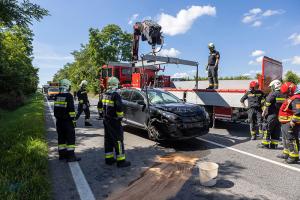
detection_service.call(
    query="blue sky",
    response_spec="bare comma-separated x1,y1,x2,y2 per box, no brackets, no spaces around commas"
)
31,0,300,86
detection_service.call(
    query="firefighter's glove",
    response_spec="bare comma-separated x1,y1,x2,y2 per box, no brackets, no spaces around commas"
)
117,117,123,122
73,120,77,128
205,65,208,71
290,121,295,128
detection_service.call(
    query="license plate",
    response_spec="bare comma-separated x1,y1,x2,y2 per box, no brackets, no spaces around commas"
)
184,122,203,128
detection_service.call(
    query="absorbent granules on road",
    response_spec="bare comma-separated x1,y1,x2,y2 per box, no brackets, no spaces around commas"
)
107,153,199,200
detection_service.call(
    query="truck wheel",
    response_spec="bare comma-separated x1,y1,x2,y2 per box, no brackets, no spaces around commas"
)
147,123,160,141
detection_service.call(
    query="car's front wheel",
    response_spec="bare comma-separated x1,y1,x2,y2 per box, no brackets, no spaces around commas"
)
147,122,161,141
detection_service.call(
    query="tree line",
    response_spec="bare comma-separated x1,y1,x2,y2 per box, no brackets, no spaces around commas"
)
0,0,48,109
53,25,132,94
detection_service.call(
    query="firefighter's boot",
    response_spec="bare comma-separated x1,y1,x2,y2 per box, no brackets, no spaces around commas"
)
85,120,93,126
105,158,116,165
58,149,67,160
285,157,299,164
117,160,131,168
276,154,289,159
66,151,81,162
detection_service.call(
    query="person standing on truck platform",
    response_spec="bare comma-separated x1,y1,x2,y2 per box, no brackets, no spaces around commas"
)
277,82,299,164
259,80,287,149
98,77,131,168
54,79,81,162
206,43,220,89
241,81,265,140
75,80,93,126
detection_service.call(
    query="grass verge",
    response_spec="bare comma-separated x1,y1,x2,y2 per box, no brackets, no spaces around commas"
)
0,92,50,200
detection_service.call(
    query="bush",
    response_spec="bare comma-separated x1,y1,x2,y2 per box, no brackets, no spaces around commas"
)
284,71,300,85
0,90,25,110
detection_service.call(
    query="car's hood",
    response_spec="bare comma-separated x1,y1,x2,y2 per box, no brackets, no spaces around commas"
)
154,103,204,117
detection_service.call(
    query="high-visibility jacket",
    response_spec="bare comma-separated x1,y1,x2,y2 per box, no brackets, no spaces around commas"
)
278,94,300,124
98,89,124,119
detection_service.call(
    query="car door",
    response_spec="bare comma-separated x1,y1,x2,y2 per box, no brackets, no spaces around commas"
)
127,90,147,127
119,89,132,121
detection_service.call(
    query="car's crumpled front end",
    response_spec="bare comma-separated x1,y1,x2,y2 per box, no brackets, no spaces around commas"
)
150,103,210,140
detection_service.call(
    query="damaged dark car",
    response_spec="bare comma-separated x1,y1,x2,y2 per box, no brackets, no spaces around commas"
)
119,88,210,141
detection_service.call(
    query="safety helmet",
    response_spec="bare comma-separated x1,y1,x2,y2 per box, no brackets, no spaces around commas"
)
79,80,88,87
208,42,215,49
59,79,71,92
249,81,259,89
280,82,296,96
269,80,282,91
294,84,300,95
107,77,120,90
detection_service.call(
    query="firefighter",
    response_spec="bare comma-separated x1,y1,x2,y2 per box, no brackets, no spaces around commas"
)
98,77,131,168
75,80,92,126
241,81,265,140
277,82,299,164
259,80,287,149
54,79,81,162
206,43,220,89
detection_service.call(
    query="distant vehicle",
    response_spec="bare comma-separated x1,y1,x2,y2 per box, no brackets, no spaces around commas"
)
119,88,210,141
47,87,59,100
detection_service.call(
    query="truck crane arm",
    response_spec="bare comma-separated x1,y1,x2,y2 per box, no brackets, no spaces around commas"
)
132,20,163,61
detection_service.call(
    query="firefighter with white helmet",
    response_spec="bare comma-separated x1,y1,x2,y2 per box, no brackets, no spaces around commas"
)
54,79,81,162
75,80,92,126
98,77,131,168
259,80,287,149
206,42,220,89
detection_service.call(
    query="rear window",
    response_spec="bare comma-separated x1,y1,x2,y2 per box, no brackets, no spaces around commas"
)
120,89,132,101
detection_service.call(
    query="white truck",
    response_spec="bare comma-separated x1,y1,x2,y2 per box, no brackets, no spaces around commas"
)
165,56,283,127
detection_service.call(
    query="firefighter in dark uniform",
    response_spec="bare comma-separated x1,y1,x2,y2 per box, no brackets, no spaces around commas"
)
206,43,220,89
98,77,131,168
241,81,265,140
259,80,287,149
54,79,81,162
75,80,92,126
277,82,299,164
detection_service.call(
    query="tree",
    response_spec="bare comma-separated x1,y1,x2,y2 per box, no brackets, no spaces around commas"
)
0,0,49,28
0,1,48,109
284,71,300,85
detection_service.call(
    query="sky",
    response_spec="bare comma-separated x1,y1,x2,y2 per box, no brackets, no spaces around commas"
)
31,0,300,86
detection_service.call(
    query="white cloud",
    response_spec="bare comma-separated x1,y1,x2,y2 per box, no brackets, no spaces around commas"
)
262,9,285,17
291,56,300,65
171,72,189,78
256,56,264,63
157,48,181,57
242,8,284,27
128,13,139,25
251,50,265,57
252,21,262,27
288,33,300,46
158,5,216,36
249,8,262,15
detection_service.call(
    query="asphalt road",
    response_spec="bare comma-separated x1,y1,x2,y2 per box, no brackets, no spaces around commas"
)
45,98,300,200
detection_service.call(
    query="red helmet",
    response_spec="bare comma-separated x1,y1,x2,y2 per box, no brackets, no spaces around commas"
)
281,82,296,96
249,81,259,89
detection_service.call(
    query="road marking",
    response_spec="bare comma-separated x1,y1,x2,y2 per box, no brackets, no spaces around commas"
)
46,98,96,200
198,137,300,173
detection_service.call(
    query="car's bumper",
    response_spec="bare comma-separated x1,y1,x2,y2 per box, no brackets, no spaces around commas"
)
158,120,210,140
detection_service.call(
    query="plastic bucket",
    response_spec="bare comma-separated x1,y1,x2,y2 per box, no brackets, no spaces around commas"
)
198,162,219,187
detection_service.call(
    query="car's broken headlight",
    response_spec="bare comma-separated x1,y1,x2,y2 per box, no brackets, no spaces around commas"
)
161,112,178,122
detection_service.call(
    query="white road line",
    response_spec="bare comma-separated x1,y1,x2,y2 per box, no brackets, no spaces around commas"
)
46,98,96,200
198,137,300,173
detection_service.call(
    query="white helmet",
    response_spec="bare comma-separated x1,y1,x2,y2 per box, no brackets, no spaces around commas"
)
269,80,282,91
208,42,215,49
79,80,88,87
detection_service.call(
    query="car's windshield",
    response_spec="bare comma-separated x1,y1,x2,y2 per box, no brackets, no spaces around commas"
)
49,88,59,92
146,90,181,104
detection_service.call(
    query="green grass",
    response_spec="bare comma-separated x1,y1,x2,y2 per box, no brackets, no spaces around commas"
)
0,92,50,200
